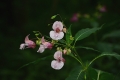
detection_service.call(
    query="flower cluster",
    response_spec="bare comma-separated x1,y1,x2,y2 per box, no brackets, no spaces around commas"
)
20,21,68,70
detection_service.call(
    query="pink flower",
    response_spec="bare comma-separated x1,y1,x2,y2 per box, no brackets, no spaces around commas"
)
51,51,65,70
50,21,64,40
37,45,45,53
37,37,53,53
41,37,53,49
20,34,36,50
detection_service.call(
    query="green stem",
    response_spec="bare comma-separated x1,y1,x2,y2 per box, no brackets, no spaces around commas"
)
97,71,101,80
73,40,77,47
57,14,64,22
72,48,84,67
70,55,83,67
55,43,66,47
88,55,103,67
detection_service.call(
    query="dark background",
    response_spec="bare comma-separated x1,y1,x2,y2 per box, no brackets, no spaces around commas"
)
1,0,120,80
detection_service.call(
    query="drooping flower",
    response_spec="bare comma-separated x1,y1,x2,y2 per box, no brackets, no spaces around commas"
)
50,21,64,40
41,37,53,49
37,37,53,53
20,34,36,50
37,45,45,53
51,51,65,70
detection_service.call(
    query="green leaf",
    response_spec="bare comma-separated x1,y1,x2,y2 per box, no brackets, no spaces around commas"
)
51,15,57,19
65,66,85,80
66,25,74,44
75,27,101,41
17,55,52,71
88,52,120,67
66,65,117,80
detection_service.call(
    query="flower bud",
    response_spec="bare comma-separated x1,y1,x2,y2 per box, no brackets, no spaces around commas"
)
63,49,67,54
63,48,71,55
63,28,67,33
70,36,74,40
36,40,41,45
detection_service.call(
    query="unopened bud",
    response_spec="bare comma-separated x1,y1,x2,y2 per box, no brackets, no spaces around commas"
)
67,49,71,54
63,28,67,33
63,49,67,54
70,36,74,40
63,48,71,55
57,47,62,51
36,40,41,45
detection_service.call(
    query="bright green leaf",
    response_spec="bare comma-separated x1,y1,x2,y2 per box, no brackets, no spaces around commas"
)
75,27,101,41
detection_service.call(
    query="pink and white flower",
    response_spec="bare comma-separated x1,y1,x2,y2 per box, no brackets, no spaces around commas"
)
20,34,36,50
50,21,64,40
37,37,53,53
51,51,65,70
37,45,45,53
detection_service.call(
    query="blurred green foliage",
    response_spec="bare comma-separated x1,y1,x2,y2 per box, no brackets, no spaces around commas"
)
0,0,120,80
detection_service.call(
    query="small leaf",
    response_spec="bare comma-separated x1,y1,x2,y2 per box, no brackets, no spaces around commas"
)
66,66,84,80
66,25,73,44
51,15,57,19
35,34,39,36
75,27,101,41
33,31,39,33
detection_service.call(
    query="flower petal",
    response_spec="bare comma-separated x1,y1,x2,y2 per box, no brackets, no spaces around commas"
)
19,43,26,50
43,42,53,49
50,31,64,40
24,34,36,48
37,45,45,53
51,60,64,70
41,36,45,44
54,51,62,59
57,32,64,40
25,34,30,43
52,21,63,31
